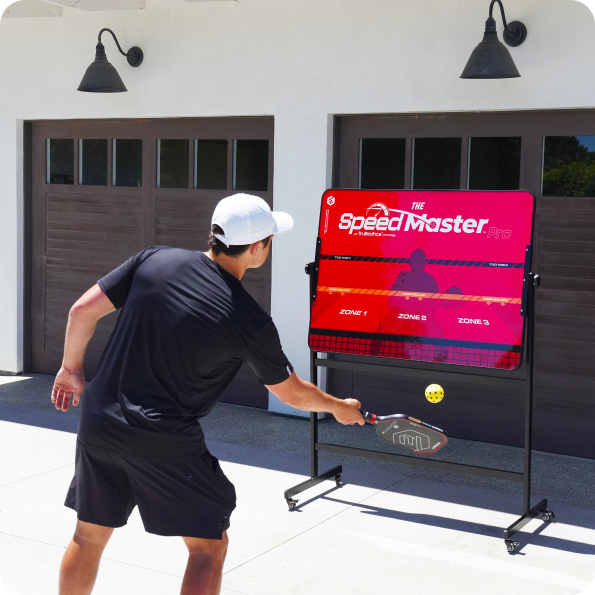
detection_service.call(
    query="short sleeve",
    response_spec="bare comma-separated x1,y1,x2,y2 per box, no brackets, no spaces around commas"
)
98,247,163,309
240,319,294,386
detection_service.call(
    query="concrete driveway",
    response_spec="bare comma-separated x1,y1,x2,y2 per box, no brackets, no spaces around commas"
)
0,374,594,595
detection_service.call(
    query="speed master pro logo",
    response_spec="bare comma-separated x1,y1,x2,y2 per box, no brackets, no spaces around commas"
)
338,202,491,236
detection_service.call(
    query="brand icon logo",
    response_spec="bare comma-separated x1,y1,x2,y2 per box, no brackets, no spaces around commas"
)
327,196,336,206
366,202,389,218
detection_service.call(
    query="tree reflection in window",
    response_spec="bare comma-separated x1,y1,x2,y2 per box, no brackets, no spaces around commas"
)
543,136,595,197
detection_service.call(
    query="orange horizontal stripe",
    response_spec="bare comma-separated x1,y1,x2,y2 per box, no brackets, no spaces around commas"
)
316,286,517,303
396,291,434,299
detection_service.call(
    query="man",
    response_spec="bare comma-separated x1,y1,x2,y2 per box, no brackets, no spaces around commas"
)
51,193,364,595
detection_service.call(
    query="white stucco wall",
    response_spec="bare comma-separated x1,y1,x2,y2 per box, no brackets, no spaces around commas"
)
1,0,595,413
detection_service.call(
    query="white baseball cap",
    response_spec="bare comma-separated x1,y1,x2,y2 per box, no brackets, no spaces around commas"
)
212,194,294,247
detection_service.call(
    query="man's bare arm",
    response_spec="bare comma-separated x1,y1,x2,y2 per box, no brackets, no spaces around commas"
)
266,372,364,426
51,284,115,412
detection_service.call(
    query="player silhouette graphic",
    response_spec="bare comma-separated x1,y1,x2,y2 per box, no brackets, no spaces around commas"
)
378,250,464,362
391,248,439,293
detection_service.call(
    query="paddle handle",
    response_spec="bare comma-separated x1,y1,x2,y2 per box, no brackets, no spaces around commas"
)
360,409,373,424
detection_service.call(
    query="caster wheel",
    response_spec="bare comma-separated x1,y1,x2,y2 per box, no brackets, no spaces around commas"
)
286,498,298,511
505,540,520,553
335,474,343,487
542,510,555,522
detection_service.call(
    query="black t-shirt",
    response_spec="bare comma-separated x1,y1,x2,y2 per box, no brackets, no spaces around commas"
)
78,247,293,459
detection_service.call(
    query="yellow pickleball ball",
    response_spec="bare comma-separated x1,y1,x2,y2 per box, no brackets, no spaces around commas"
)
425,384,444,403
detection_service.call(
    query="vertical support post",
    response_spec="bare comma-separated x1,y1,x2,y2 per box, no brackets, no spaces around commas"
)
307,252,321,480
310,349,319,479
523,273,536,515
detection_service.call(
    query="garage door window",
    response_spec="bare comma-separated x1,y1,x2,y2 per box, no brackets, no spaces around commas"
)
468,137,521,191
47,139,74,185
543,136,595,197
158,139,189,189
113,139,143,187
79,139,108,186
234,139,269,191
195,139,227,190
359,138,406,190
412,138,461,190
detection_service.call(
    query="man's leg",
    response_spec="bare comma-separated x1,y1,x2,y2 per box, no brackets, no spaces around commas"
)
59,520,114,595
180,532,228,595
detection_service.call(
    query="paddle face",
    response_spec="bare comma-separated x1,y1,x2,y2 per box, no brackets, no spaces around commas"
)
373,417,448,455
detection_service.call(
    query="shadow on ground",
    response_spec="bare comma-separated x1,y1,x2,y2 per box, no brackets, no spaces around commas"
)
2,373,595,547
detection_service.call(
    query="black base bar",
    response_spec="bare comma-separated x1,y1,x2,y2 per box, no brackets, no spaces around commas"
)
284,464,343,510
504,498,549,540
284,260,552,554
504,499,555,552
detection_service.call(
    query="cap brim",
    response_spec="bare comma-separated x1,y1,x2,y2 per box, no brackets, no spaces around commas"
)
272,212,294,234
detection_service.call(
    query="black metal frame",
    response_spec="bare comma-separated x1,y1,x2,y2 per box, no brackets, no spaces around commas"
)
285,248,554,554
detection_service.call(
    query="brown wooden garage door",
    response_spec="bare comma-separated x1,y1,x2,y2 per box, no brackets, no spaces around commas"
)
332,110,595,458
30,117,274,409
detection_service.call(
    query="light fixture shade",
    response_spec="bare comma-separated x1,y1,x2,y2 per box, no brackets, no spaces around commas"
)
78,43,128,93
460,17,521,79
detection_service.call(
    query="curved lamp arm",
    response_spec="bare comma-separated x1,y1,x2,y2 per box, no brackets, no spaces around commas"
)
97,28,143,67
487,0,527,47
489,0,510,32
98,28,129,58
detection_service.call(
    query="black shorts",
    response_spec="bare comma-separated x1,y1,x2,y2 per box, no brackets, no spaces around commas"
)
65,442,236,540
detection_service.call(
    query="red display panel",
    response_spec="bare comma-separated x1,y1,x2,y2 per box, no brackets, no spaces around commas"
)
308,190,535,370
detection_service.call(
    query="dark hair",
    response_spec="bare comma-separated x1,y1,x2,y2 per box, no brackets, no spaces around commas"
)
208,224,272,258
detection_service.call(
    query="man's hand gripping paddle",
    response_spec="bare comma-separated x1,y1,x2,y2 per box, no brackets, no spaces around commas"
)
360,410,448,455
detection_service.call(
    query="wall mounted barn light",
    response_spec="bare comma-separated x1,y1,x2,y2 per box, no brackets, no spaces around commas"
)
460,0,527,79
78,29,143,93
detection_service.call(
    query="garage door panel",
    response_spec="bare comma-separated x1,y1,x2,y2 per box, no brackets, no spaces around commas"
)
46,248,140,264
32,117,274,409
45,285,109,302
46,237,142,255
48,220,142,236
39,186,143,372
47,231,143,249
155,235,206,251
156,206,217,219
47,193,142,206
46,270,105,286
333,111,595,456
157,217,213,231
46,257,127,273
48,203,143,217
47,210,142,227
157,195,221,206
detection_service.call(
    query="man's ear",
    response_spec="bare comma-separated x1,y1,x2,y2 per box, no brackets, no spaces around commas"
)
250,241,262,256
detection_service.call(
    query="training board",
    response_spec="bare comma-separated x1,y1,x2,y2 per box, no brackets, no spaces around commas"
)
308,190,535,370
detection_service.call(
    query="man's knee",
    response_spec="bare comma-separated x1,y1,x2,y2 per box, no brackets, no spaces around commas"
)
72,520,114,549
184,532,228,560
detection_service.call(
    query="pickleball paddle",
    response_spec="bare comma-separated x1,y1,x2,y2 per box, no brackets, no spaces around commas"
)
360,410,448,455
